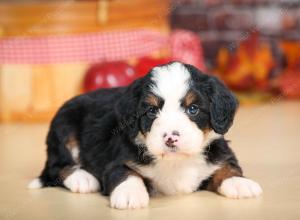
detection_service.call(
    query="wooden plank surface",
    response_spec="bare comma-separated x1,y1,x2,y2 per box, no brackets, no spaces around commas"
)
1,102,300,219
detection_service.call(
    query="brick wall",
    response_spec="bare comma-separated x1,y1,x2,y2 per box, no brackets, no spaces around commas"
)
171,0,300,68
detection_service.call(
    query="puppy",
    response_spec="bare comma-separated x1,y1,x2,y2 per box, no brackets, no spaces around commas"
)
28,62,262,209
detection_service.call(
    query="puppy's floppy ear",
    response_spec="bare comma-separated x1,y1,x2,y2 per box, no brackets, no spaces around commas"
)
184,63,238,134
207,76,238,134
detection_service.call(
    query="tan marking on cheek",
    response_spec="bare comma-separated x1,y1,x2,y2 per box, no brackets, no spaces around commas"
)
203,128,210,135
202,128,212,140
184,91,197,107
207,164,242,192
145,94,159,106
135,132,147,145
143,132,148,138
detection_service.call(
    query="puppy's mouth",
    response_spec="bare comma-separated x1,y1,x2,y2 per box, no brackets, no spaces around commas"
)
166,144,178,152
161,146,190,159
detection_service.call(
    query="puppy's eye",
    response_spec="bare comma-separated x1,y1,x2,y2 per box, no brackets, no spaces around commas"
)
186,104,199,116
147,106,159,118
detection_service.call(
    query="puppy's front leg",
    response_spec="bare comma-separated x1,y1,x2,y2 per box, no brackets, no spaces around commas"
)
110,175,149,209
102,166,149,209
205,164,263,199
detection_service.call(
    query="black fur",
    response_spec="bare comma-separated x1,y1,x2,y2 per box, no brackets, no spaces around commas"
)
38,62,241,196
185,64,239,134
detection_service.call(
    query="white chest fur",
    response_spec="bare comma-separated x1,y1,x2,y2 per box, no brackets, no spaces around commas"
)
131,156,220,196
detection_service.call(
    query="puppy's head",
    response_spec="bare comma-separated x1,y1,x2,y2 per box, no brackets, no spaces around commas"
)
115,62,238,160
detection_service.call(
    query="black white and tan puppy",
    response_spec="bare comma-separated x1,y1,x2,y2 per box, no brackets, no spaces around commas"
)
28,62,262,209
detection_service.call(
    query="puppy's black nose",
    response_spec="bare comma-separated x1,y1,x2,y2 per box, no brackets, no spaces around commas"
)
165,138,176,148
163,130,180,148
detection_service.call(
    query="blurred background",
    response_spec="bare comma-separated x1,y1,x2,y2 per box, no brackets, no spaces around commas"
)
1,3,300,219
1,0,300,122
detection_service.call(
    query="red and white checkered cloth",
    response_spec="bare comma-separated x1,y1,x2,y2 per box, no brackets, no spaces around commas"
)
0,29,205,70
0,29,168,64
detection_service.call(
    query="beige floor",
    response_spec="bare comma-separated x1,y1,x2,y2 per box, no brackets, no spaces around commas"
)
1,101,300,220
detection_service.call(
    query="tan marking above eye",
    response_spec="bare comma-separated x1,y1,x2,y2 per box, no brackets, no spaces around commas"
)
145,94,159,107
184,91,198,107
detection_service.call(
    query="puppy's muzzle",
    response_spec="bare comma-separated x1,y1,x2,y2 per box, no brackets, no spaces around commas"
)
163,130,180,148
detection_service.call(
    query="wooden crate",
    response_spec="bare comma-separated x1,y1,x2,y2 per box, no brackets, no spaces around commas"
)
0,0,170,37
0,0,170,122
0,63,88,122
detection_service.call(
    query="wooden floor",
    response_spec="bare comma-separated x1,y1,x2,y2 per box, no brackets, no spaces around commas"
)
1,101,300,220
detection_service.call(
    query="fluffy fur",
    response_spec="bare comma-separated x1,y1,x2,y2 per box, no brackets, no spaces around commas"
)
29,62,262,209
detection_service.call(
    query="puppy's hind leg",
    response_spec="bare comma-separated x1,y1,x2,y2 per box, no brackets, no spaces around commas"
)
28,122,100,194
28,129,77,189
60,133,100,193
40,131,100,193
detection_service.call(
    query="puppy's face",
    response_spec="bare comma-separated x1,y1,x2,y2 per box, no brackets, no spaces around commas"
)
116,62,238,160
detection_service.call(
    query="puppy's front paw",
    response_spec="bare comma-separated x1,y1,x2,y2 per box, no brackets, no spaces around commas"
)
218,177,262,199
110,176,149,209
63,169,100,193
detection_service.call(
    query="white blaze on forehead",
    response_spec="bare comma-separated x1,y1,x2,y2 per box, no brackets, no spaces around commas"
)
150,62,190,102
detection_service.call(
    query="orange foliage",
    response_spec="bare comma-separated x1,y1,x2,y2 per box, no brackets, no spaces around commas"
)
277,41,300,98
215,33,275,91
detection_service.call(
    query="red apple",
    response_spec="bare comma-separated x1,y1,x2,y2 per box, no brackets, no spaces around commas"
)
84,61,136,92
135,57,172,77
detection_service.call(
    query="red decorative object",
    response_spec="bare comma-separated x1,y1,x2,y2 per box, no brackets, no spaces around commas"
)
277,41,300,98
215,33,275,91
278,70,300,98
170,30,206,71
135,57,172,77
84,61,136,92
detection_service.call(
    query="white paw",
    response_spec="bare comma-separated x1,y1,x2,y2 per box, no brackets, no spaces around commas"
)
63,169,100,193
218,177,263,199
28,178,43,189
110,176,149,209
